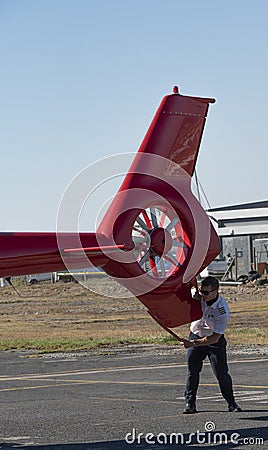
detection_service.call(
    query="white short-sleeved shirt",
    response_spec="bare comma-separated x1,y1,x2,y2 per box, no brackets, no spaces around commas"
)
190,295,230,337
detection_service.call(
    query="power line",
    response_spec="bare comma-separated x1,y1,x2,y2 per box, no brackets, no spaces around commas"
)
193,170,211,210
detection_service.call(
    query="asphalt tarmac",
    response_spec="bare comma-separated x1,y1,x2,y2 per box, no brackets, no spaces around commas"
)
0,348,267,449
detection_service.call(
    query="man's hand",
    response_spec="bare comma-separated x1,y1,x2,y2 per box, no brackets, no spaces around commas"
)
179,338,194,349
192,290,202,301
179,333,222,349
191,279,202,301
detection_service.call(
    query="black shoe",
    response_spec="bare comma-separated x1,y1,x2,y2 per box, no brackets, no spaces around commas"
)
183,403,197,414
228,402,242,412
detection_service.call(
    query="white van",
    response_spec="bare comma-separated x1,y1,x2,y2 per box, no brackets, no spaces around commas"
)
26,273,54,285
199,259,229,279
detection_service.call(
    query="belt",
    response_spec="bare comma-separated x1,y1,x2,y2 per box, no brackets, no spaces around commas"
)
189,332,201,339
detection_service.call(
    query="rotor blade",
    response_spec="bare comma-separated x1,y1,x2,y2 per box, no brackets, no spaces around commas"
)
136,217,151,232
173,239,184,247
149,255,159,277
158,258,166,277
176,246,185,266
164,252,181,268
133,226,147,236
139,250,150,266
166,217,179,232
142,210,153,229
150,207,158,228
159,210,167,227
132,236,149,245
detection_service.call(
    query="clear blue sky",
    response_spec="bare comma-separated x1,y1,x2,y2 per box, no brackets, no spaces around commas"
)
1,0,267,231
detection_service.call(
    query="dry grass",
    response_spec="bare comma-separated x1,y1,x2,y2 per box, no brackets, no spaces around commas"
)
0,279,267,351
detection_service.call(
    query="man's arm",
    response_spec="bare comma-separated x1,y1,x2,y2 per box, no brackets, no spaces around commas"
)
180,333,222,349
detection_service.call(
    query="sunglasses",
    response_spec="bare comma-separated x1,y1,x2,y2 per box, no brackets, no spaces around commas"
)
200,288,217,296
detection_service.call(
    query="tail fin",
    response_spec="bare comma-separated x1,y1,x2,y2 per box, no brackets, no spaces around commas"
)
135,86,215,175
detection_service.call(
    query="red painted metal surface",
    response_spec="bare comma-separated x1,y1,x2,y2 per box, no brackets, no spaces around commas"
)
96,88,219,326
0,87,220,329
0,232,109,277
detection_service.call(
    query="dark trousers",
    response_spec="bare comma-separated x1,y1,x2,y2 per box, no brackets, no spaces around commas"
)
185,332,235,406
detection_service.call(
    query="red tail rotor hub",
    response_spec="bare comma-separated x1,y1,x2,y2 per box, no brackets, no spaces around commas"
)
149,227,173,256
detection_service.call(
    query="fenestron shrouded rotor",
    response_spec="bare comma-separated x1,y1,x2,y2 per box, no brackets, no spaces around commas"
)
132,206,191,278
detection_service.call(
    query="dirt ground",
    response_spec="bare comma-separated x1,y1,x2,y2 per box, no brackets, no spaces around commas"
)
0,278,267,348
